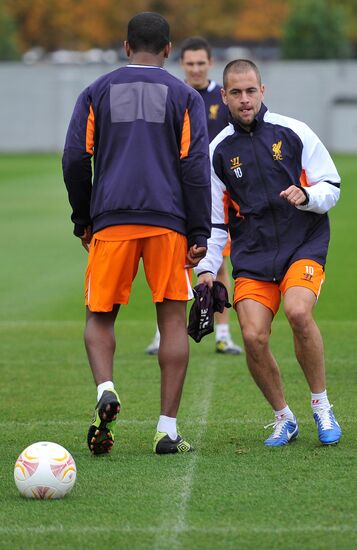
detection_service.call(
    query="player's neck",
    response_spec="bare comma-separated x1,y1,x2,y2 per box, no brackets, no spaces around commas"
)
190,78,210,91
129,51,166,67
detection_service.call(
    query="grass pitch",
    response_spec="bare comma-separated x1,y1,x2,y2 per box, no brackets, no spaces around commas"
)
0,153,357,549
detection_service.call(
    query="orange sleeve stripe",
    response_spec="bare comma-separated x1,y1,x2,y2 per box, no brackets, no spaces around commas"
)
86,103,95,155
180,109,191,159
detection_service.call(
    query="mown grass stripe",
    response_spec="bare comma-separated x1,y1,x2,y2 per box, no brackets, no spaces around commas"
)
1,154,356,549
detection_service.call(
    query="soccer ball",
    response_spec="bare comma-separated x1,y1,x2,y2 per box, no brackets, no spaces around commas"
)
14,441,77,499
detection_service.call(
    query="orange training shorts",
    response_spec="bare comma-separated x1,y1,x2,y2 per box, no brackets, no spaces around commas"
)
233,259,325,315
85,225,193,311
222,238,231,257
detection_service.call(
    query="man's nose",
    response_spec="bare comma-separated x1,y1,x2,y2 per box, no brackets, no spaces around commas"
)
240,91,249,102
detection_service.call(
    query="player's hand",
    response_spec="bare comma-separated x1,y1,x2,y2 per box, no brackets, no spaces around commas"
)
79,226,93,252
197,272,214,288
185,245,207,268
280,185,307,206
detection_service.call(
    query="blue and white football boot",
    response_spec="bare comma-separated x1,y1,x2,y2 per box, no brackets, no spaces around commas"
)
313,406,342,445
264,416,299,446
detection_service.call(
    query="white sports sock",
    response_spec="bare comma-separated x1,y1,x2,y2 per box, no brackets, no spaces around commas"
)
157,415,177,440
97,381,114,402
274,405,295,421
215,323,230,342
154,327,161,344
311,390,330,412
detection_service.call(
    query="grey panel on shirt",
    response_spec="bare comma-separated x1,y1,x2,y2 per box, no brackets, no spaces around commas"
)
110,82,168,123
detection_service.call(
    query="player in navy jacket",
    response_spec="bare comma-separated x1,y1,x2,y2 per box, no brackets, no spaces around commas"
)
63,13,211,455
196,59,342,447
178,37,228,143
146,36,242,356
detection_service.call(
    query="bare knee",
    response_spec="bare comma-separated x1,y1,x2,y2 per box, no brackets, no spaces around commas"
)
241,325,270,353
284,304,311,333
84,310,117,345
156,300,187,334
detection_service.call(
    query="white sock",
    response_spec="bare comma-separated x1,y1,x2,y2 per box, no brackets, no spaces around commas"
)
154,327,161,344
274,405,295,421
157,415,177,440
311,390,330,412
97,381,114,402
215,323,230,342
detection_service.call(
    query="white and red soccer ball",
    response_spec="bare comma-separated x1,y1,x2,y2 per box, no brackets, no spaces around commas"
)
14,441,77,499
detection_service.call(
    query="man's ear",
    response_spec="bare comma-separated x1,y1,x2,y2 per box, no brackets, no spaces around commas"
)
164,42,172,59
221,88,228,105
261,84,265,102
124,40,131,58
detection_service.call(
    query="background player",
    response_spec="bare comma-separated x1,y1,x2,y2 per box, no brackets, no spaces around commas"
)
146,36,243,356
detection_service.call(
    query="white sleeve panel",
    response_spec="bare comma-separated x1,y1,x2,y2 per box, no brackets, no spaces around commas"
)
194,165,227,277
211,168,226,224
194,227,228,278
209,125,234,224
265,111,341,214
194,131,232,277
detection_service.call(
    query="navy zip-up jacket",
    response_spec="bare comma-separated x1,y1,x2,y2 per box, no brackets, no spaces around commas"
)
62,64,211,248
196,104,341,281
198,81,228,141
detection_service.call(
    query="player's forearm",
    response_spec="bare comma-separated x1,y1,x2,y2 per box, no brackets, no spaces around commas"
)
62,148,92,235
297,182,340,214
194,227,228,278
181,150,211,248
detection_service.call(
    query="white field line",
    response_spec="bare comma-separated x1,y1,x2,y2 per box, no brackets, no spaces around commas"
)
6,415,356,429
0,524,356,536
0,358,353,369
174,366,216,536
154,364,216,550
1,319,355,327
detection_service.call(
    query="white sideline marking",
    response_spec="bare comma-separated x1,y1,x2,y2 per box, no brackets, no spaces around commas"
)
1,319,355,327
7,418,254,428
153,366,216,549
0,524,356,536
0,357,352,368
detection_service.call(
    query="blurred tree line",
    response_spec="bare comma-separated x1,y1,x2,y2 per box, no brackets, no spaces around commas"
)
0,0,355,60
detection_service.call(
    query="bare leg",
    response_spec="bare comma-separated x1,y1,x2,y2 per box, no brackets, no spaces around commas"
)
84,305,120,385
156,299,189,417
283,287,326,393
236,299,286,410
215,258,230,325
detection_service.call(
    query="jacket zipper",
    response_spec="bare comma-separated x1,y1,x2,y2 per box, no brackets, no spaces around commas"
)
250,131,280,281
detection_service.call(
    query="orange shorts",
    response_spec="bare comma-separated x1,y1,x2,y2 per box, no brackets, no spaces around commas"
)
85,225,193,311
222,238,231,257
233,259,325,315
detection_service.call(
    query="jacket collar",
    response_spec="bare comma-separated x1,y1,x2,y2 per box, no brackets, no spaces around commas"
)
230,103,268,134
